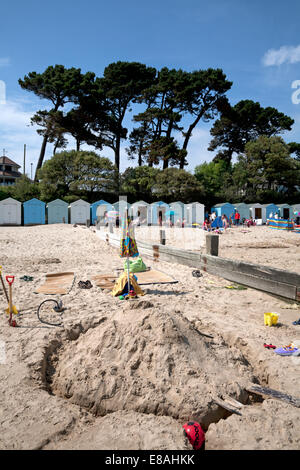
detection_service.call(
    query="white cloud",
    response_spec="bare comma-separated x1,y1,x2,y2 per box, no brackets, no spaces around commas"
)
262,45,300,66
0,99,43,172
0,57,10,67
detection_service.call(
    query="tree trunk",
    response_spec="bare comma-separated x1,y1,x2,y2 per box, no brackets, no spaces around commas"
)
35,134,49,181
180,114,203,169
138,139,143,166
163,158,169,169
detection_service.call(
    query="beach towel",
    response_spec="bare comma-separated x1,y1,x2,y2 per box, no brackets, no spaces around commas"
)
35,272,75,295
111,272,145,297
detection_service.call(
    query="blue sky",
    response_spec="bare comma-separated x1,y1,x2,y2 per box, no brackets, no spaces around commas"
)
1,0,300,175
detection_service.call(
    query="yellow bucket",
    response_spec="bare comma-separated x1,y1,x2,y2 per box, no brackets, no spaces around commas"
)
264,312,279,326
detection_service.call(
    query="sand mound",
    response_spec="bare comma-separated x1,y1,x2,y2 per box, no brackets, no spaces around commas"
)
44,410,189,450
50,309,256,427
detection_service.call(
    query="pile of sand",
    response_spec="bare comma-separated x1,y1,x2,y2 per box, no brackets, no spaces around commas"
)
50,309,254,426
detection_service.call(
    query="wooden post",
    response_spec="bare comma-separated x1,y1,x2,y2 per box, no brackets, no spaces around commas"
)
206,234,219,256
160,229,166,245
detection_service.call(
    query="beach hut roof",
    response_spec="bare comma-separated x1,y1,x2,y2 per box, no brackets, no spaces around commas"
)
234,202,248,207
92,199,110,206
47,198,68,206
170,200,184,205
70,198,90,206
23,197,45,206
186,201,204,206
247,202,262,207
212,202,233,207
131,200,149,206
261,203,277,208
0,197,21,205
151,200,169,206
277,203,291,208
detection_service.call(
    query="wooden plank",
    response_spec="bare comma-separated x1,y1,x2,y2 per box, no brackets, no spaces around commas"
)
223,395,244,409
201,254,300,288
212,397,242,415
246,384,300,408
198,262,297,300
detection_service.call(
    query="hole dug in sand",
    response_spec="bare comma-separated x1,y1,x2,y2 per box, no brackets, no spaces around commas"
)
46,310,261,430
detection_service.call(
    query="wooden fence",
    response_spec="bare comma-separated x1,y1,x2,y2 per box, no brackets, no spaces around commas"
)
96,230,300,302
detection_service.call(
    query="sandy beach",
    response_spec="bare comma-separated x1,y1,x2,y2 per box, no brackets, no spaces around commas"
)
0,223,299,450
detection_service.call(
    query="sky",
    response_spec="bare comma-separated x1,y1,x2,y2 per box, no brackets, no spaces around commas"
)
1,0,300,176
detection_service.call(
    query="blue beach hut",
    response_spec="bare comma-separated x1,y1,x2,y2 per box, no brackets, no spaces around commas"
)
23,198,46,225
261,203,279,223
149,201,170,225
211,202,235,220
92,200,113,225
47,199,68,224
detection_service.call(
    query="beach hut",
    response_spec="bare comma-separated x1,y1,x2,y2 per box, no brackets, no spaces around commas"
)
261,203,279,223
292,203,300,224
149,201,170,225
113,200,131,224
277,203,292,220
247,203,263,221
185,202,205,226
211,202,235,220
129,201,149,225
170,201,185,225
292,203,300,215
69,199,90,225
23,198,46,225
234,203,250,222
92,200,113,225
0,197,21,225
47,199,68,224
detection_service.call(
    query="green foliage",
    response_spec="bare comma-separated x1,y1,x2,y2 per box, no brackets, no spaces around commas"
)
209,100,294,164
0,186,13,201
120,166,160,202
194,160,231,206
10,175,40,202
152,168,204,203
38,150,116,202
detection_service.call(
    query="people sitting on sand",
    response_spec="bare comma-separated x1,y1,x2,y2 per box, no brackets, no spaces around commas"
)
246,216,255,228
202,218,211,231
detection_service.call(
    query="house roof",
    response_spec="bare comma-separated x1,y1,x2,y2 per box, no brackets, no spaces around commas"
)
0,156,21,168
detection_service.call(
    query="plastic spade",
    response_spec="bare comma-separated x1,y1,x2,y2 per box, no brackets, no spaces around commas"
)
5,276,18,325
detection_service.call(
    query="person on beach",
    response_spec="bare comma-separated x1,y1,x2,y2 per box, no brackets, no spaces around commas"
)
235,211,241,226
